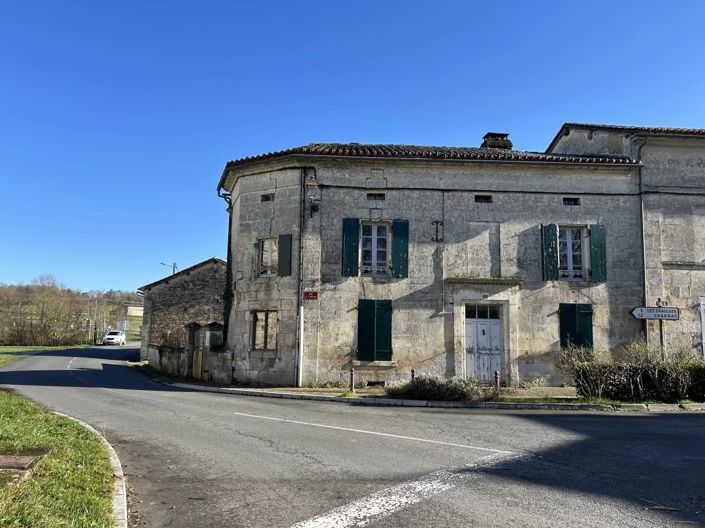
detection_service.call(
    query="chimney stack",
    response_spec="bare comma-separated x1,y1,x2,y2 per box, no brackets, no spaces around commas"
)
481,132,512,150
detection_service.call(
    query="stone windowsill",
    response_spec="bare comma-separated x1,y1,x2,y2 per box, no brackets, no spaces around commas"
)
352,360,398,368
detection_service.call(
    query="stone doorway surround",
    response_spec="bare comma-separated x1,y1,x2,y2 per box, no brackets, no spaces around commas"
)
446,277,522,386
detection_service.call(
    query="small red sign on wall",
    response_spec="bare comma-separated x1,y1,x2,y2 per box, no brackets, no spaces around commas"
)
303,290,319,300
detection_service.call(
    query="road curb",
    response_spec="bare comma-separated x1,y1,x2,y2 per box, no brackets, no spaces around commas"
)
165,381,623,411
53,412,127,528
160,379,703,412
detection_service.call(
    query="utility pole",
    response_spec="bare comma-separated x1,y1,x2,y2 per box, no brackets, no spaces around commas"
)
656,298,666,359
161,262,178,275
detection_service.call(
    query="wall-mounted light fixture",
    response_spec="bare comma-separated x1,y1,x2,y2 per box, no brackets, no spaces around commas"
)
304,168,320,216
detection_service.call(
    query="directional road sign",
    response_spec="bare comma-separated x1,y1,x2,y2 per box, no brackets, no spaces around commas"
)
631,306,680,320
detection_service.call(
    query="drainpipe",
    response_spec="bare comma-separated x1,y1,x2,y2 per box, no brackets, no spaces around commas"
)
218,188,233,354
295,168,314,387
635,137,649,340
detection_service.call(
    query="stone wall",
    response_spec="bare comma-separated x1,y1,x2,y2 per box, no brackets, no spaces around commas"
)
226,168,301,385
641,140,705,352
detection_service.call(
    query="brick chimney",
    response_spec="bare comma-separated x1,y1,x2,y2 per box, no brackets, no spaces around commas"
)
481,132,512,149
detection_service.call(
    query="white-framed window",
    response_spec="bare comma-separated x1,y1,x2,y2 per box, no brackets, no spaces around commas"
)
360,222,389,276
252,310,277,350
257,238,278,276
558,226,587,280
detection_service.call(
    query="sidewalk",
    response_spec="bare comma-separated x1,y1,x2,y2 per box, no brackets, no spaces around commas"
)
153,374,705,412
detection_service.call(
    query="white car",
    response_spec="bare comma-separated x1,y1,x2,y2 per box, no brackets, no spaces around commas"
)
102,331,126,346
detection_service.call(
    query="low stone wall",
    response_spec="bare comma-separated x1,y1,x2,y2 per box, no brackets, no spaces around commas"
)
148,345,189,378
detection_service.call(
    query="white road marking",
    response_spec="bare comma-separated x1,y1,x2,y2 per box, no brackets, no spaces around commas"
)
67,357,77,369
232,411,513,454
291,454,517,528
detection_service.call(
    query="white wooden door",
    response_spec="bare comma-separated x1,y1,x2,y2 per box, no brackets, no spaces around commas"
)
465,306,502,382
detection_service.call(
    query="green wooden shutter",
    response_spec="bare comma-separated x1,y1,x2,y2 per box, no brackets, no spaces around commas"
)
342,218,360,277
542,224,559,281
357,299,375,360
278,234,292,276
559,303,593,348
374,300,393,360
391,220,409,278
589,225,607,283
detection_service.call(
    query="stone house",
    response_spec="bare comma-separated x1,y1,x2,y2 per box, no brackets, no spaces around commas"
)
138,257,227,380
215,124,705,387
548,124,705,352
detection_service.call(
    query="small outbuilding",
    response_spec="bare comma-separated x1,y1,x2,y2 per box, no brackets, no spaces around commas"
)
138,258,227,375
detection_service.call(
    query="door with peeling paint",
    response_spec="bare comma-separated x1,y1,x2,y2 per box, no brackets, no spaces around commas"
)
465,305,502,382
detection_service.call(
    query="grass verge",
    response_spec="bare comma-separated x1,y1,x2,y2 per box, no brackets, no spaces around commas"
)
0,345,89,368
0,390,114,527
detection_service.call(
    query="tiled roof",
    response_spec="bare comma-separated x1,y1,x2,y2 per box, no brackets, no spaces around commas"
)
564,122,705,137
224,143,639,171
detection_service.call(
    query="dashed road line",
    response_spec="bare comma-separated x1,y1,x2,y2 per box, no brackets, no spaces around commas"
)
232,411,513,454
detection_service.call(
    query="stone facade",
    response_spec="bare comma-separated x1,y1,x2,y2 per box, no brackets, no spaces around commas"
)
550,125,705,353
217,124,705,387
139,258,226,376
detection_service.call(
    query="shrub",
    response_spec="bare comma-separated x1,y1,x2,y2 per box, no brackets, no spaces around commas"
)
557,341,705,402
385,375,498,402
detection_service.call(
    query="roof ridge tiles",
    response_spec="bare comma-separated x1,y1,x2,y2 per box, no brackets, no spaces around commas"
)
225,141,640,169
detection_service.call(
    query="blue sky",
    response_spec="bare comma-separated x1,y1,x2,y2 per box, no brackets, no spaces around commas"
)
2,1,705,292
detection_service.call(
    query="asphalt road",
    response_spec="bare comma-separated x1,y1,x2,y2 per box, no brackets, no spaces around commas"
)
1,346,704,527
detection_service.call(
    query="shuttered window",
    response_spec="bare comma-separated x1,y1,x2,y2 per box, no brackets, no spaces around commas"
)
257,234,292,277
342,218,409,279
541,224,606,283
559,303,593,348
357,299,392,361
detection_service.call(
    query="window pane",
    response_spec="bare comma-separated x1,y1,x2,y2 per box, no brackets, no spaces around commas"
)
466,305,476,318
362,224,372,236
253,312,265,349
489,306,500,319
559,239,568,269
270,241,278,272
377,225,387,236
361,249,372,264
266,312,277,349
362,238,372,250
377,237,387,250
477,306,488,319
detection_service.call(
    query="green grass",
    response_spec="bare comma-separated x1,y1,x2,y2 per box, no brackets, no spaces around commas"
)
0,345,89,368
125,315,142,342
0,390,114,527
